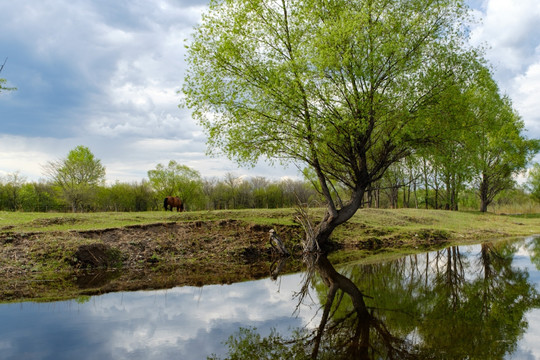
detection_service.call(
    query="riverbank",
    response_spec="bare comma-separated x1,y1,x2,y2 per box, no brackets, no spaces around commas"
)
1,208,538,302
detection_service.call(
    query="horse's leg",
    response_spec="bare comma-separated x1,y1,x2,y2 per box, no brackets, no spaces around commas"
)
164,198,169,211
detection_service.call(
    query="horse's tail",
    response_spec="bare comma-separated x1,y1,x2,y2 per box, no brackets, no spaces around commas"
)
163,197,168,210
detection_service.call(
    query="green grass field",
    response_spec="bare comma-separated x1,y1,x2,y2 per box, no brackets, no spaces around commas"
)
1,207,538,241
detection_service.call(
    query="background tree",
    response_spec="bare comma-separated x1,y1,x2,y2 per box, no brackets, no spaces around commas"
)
467,70,540,212
223,172,242,209
527,163,540,203
184,0,482,250
419,74,480,211
43,145,106,212
251,177,270,208
0,172,26,210
380,164,403,209
147,161,204,210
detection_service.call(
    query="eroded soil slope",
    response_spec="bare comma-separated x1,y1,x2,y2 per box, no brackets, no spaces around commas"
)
0,220,303,302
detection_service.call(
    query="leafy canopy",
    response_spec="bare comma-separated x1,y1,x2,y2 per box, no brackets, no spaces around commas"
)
46,145,106,187
184,0,485,246
43,145,106,211
147,160,203,205
528,163,540,202
183,0,479,192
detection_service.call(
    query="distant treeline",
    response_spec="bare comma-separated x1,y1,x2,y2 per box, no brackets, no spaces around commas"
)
1,164,538,213
0,174,320,212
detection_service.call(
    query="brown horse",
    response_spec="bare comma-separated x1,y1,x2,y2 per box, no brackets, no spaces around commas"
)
164,196,184,212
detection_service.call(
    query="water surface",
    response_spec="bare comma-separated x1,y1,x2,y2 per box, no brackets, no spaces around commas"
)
2,236,540,359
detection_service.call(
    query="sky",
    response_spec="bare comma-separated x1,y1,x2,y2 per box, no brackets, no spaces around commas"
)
1,0,539,184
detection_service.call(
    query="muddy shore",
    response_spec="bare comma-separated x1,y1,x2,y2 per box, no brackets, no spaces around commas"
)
0,220,309,302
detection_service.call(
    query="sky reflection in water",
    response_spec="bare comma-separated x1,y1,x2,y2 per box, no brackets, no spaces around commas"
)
1,236,540,359
0,273,317,360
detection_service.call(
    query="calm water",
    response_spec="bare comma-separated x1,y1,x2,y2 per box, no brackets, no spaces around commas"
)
2,236,540,359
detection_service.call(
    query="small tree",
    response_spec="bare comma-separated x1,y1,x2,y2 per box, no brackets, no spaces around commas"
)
43,145,106,212
527,163,540,203
147,161,204,210
25,182,61,212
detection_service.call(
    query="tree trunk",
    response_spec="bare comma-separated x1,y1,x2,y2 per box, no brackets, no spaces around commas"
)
304,189,365,252
413,181,418,209
365,188,372,208
406,183,411,208
434,168,439,209
423,159,429,209
480,192,489,212
314,255,370,357
479,174,489,213
479,173,493,212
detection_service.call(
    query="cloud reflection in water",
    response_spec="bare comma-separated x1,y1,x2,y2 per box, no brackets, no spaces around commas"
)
0,273,318,360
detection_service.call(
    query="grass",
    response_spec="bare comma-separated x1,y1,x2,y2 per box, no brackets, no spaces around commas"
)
337,208,540,241
1,207,538,240
487,202,540,215
0,209,297,233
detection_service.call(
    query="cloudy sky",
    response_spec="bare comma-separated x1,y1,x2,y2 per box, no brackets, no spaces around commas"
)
1,0,539,184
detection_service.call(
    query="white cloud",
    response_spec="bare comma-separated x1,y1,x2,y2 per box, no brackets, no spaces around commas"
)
470,0,540,77
515,310,540,359
514,62,540,137
0,135,74,180
469,0,540,142
0,134,299,184
54,273,316,358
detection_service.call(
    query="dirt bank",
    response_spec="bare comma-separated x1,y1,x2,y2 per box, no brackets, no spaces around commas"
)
0,220,306,302
3,207,535,303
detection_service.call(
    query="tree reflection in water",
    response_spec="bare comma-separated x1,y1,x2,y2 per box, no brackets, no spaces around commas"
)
210,239,540,359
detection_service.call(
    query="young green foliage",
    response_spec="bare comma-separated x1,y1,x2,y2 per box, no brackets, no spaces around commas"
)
147,161,204,208
43,145,106,212
527,163,540,203
183,0,483,246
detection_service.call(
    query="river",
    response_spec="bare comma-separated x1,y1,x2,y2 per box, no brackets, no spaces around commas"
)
1,236,540,359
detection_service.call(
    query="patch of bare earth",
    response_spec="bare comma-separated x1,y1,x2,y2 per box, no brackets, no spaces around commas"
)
0,220,303,302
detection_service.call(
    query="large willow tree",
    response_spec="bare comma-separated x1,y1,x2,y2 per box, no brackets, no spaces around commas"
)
183,0,482,250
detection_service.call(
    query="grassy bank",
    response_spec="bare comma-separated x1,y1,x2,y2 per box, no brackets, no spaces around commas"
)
0,208,538,303
0,208,296,233
2,208,538,239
